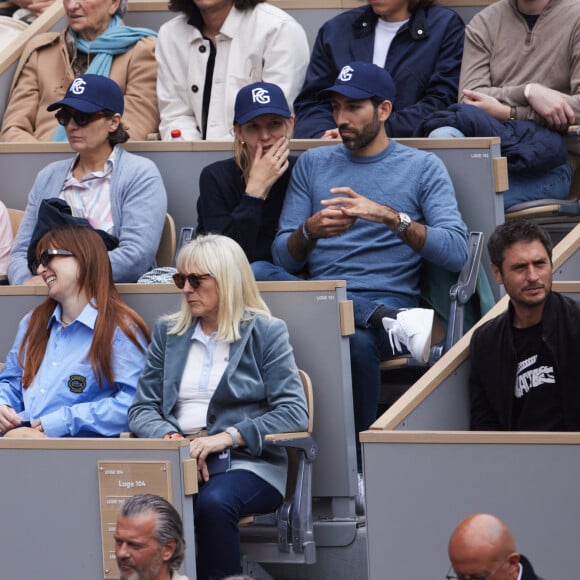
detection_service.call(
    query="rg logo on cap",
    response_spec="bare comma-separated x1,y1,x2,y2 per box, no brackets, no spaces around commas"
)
338,65,354,82
251,87,270,105
70,78,87,95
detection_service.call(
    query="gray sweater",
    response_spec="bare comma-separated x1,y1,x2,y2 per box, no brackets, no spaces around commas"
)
8,146,167,284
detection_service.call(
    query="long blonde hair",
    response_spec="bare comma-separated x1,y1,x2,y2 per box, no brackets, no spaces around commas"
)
166,234,270,342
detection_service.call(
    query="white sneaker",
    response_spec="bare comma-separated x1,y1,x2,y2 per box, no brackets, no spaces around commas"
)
355,473,365,516
382,308,434,364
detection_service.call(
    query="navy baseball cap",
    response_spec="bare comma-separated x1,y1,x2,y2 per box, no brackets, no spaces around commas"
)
47,74,124,115
234,82,291,125
319,61,396,104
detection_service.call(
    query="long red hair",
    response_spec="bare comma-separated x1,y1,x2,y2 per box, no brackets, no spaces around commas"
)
18,225,150,388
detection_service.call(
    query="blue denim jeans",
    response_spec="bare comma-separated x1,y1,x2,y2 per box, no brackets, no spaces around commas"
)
195,469,282,580
428,126,573,208
252,261,402,470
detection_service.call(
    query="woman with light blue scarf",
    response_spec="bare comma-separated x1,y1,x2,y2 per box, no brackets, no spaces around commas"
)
1,0,160,142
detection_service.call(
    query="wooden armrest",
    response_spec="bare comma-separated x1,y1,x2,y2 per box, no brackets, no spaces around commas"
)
265,431,310,441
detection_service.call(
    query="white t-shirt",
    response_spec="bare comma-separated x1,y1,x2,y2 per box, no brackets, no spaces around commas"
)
373,18,408,68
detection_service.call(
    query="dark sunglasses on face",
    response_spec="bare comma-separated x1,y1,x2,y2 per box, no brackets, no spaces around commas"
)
55,108,108,127
35,248,75,270
172,272,212,290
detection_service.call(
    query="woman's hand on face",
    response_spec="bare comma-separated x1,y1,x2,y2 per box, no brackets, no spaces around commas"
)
244,136,290,199
189,432,233,483
0,405,22,434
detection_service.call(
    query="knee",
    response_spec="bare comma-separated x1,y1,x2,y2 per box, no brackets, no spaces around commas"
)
350,327,380,367
428,126,466,139
196,482,236,525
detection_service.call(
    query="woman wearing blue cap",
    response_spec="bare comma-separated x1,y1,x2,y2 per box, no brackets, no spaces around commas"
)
7,74,167,286
196,82,295,263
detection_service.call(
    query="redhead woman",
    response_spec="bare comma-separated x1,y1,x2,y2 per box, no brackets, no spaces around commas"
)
0,225,150,438
196,82,294,263
8,74,167,286
128,234,308,580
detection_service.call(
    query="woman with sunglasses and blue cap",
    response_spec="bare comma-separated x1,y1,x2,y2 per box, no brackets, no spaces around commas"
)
196,82,295,263
7,74,167,286
0,225,150,438
128,233,308,580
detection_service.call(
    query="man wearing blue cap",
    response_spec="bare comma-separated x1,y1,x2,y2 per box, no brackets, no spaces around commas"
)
293,0,464,139
257,61,468,485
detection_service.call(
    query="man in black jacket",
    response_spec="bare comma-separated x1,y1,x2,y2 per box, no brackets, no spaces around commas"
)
470,219,580,430
448,513,544,580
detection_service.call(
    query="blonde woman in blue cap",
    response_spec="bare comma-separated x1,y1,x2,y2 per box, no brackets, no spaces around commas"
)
8,74,167,286
196,82,294,263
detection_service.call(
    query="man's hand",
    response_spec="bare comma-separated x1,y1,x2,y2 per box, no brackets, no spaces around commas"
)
525,83,575,130
320,128,341,140
324,187,398,226
462,89,510,120
305,206,356,239
0,405,22,434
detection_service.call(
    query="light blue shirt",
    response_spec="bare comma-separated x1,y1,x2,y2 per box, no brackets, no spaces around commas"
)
0,303,147,437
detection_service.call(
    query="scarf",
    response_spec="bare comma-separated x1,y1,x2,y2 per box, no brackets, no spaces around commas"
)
52,15,156,141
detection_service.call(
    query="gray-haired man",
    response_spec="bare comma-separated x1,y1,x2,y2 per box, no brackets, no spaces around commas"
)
115,494,188,580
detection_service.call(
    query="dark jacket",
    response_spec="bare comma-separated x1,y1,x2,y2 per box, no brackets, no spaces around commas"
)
419,103,569,174
196,157,296,263
293,4,464,138
469,292,580,430
521,554,544,580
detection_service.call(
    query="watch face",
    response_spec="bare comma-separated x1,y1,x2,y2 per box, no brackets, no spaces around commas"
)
397,212,411,234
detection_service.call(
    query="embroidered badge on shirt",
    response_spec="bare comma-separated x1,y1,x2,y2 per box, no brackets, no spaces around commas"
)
68,374,87,393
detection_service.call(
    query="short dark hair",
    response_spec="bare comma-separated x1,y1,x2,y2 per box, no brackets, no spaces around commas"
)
120,494,185,571
488,219,553,271
169,0,264,18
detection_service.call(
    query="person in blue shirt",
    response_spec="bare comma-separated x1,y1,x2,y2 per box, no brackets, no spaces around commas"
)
254,62,468,480
0,224,150,438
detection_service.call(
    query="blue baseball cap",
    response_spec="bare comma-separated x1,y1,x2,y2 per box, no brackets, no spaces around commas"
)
234,82,291,125
319,61,396,104
47,74,124,115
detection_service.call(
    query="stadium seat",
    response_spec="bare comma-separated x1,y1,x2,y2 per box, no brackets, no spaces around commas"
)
240,369,318,573
380,231,485,372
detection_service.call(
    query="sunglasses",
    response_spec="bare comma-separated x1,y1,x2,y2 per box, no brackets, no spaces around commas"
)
55,108,108,127
35,248,75,270
172,272,212,289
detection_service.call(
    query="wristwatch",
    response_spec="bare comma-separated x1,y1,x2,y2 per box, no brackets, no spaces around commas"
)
225,426,240,448
395,212,411,236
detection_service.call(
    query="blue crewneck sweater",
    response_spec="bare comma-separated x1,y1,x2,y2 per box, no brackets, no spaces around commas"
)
272,140,468,308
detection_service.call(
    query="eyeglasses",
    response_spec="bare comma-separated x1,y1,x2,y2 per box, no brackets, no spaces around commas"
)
35,248,75,270
172,272,212,290
55,108,108,127
446,556,509,580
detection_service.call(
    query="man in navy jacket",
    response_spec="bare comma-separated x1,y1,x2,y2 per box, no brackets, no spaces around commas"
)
293,0,464,138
